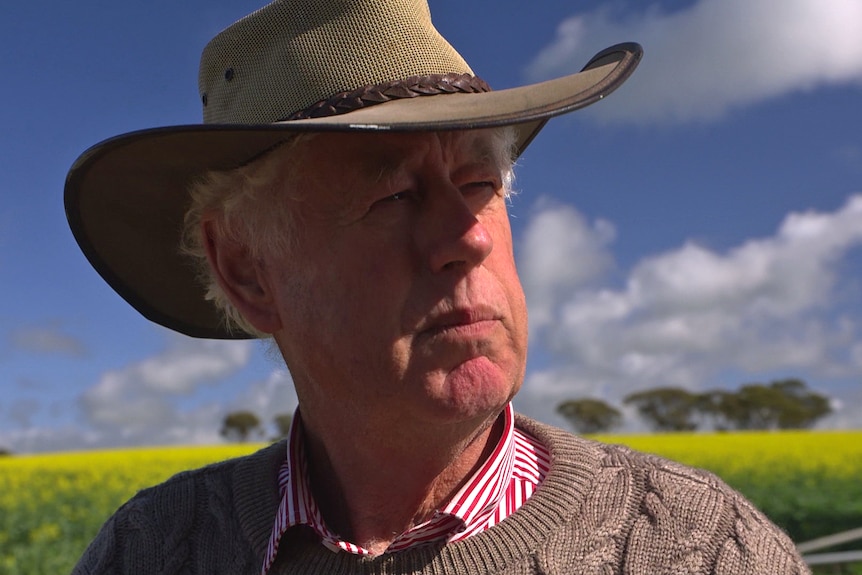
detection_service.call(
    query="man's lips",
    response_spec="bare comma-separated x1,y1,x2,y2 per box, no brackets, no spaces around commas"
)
418,308,502,338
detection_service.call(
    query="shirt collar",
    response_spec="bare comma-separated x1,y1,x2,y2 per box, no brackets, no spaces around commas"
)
262,403,517,573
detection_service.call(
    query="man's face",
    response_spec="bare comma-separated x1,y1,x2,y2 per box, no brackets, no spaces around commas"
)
262,129,528,431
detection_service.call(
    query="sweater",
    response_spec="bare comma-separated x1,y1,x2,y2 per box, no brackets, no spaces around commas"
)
71,415,811,574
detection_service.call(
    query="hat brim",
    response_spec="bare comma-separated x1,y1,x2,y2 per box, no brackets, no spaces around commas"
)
65,43,641,339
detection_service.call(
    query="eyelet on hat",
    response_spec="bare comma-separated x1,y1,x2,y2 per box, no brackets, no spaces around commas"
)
224,68,235,81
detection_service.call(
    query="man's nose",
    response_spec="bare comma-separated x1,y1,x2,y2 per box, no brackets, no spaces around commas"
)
421,190,494,274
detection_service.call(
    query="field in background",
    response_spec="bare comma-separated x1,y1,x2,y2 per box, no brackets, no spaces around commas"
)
2,431,861,575
0,444,260,574
593,431,862,548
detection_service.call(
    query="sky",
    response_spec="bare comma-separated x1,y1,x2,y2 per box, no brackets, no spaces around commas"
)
1,0,861,453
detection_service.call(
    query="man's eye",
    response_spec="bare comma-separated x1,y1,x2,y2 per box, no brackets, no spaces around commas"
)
466,181,498,194
369,190,414,212
383,191,410,202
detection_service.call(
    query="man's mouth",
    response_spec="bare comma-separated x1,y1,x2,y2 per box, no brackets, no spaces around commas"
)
420,307,501,339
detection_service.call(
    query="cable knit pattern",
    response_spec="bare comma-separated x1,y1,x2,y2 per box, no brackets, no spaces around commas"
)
72,415,811,575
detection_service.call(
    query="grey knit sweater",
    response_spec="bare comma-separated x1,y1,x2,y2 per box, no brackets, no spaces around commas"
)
72,416,810,574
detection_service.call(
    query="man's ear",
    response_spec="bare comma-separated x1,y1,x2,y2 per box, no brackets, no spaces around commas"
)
201,219,283,334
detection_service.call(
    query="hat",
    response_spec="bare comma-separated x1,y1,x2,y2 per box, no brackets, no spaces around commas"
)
65,0,642,339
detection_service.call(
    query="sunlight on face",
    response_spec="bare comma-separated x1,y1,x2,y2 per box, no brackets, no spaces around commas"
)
262,129,527,435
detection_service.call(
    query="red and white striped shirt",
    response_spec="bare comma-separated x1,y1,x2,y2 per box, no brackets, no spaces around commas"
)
261,403,550,574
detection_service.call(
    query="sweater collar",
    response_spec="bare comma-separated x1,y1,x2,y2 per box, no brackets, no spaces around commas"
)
231,413,606,571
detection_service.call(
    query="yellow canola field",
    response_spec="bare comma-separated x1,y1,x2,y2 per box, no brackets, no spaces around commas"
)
591,430,862,485
1,431,860,575
0,444,261,575
593,429,862,566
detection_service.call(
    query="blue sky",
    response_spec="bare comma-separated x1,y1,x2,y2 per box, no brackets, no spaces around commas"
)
2,0,861,452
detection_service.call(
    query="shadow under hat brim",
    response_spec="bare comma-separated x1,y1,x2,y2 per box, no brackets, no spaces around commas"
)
65,42,642,339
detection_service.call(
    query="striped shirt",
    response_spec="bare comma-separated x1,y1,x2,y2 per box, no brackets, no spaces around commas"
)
261,402,550,574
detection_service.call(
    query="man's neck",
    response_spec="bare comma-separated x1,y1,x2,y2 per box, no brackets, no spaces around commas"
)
301,411,505,555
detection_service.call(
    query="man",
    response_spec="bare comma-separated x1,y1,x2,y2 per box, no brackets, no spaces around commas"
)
65,0,810,573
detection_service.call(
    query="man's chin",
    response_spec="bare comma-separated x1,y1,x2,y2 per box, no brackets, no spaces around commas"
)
419,356,519,423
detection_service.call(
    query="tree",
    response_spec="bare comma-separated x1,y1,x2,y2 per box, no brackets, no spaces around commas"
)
693,389,740,431
273,413,293,438
556,398,622,434
623,387,699,432
700,379,832,431
772,379,831,429
220,410,262,443
734,383,785,430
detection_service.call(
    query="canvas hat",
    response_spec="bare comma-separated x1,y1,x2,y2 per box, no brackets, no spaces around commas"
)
65,0,642,339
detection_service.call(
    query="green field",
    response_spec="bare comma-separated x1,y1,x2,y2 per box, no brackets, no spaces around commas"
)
1,431,860,574
592,431,862,547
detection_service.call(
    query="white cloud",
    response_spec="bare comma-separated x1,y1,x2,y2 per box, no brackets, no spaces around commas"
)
517,195,862,429
112,337,253,395
78,336,253,444
519,198,616,331
226,368,299,438
0,425,103,454
527,0,862,123
8,324,87,357
1,337,301,452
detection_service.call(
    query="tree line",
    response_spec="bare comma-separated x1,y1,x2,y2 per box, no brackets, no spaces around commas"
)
221,411,293,443
221,378,832,442
556,378,832,434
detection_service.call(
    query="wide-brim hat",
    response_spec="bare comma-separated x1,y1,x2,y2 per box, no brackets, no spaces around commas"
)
65,0,642,340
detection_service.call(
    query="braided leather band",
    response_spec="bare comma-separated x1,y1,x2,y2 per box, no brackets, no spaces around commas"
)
286,73,492,120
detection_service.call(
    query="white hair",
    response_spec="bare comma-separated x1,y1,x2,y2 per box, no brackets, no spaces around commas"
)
180,134,314,337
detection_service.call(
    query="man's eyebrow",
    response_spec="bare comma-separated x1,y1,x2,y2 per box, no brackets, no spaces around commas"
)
341,144,406,185
370,155,404,185
363,132,506,185
462,133,508,171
